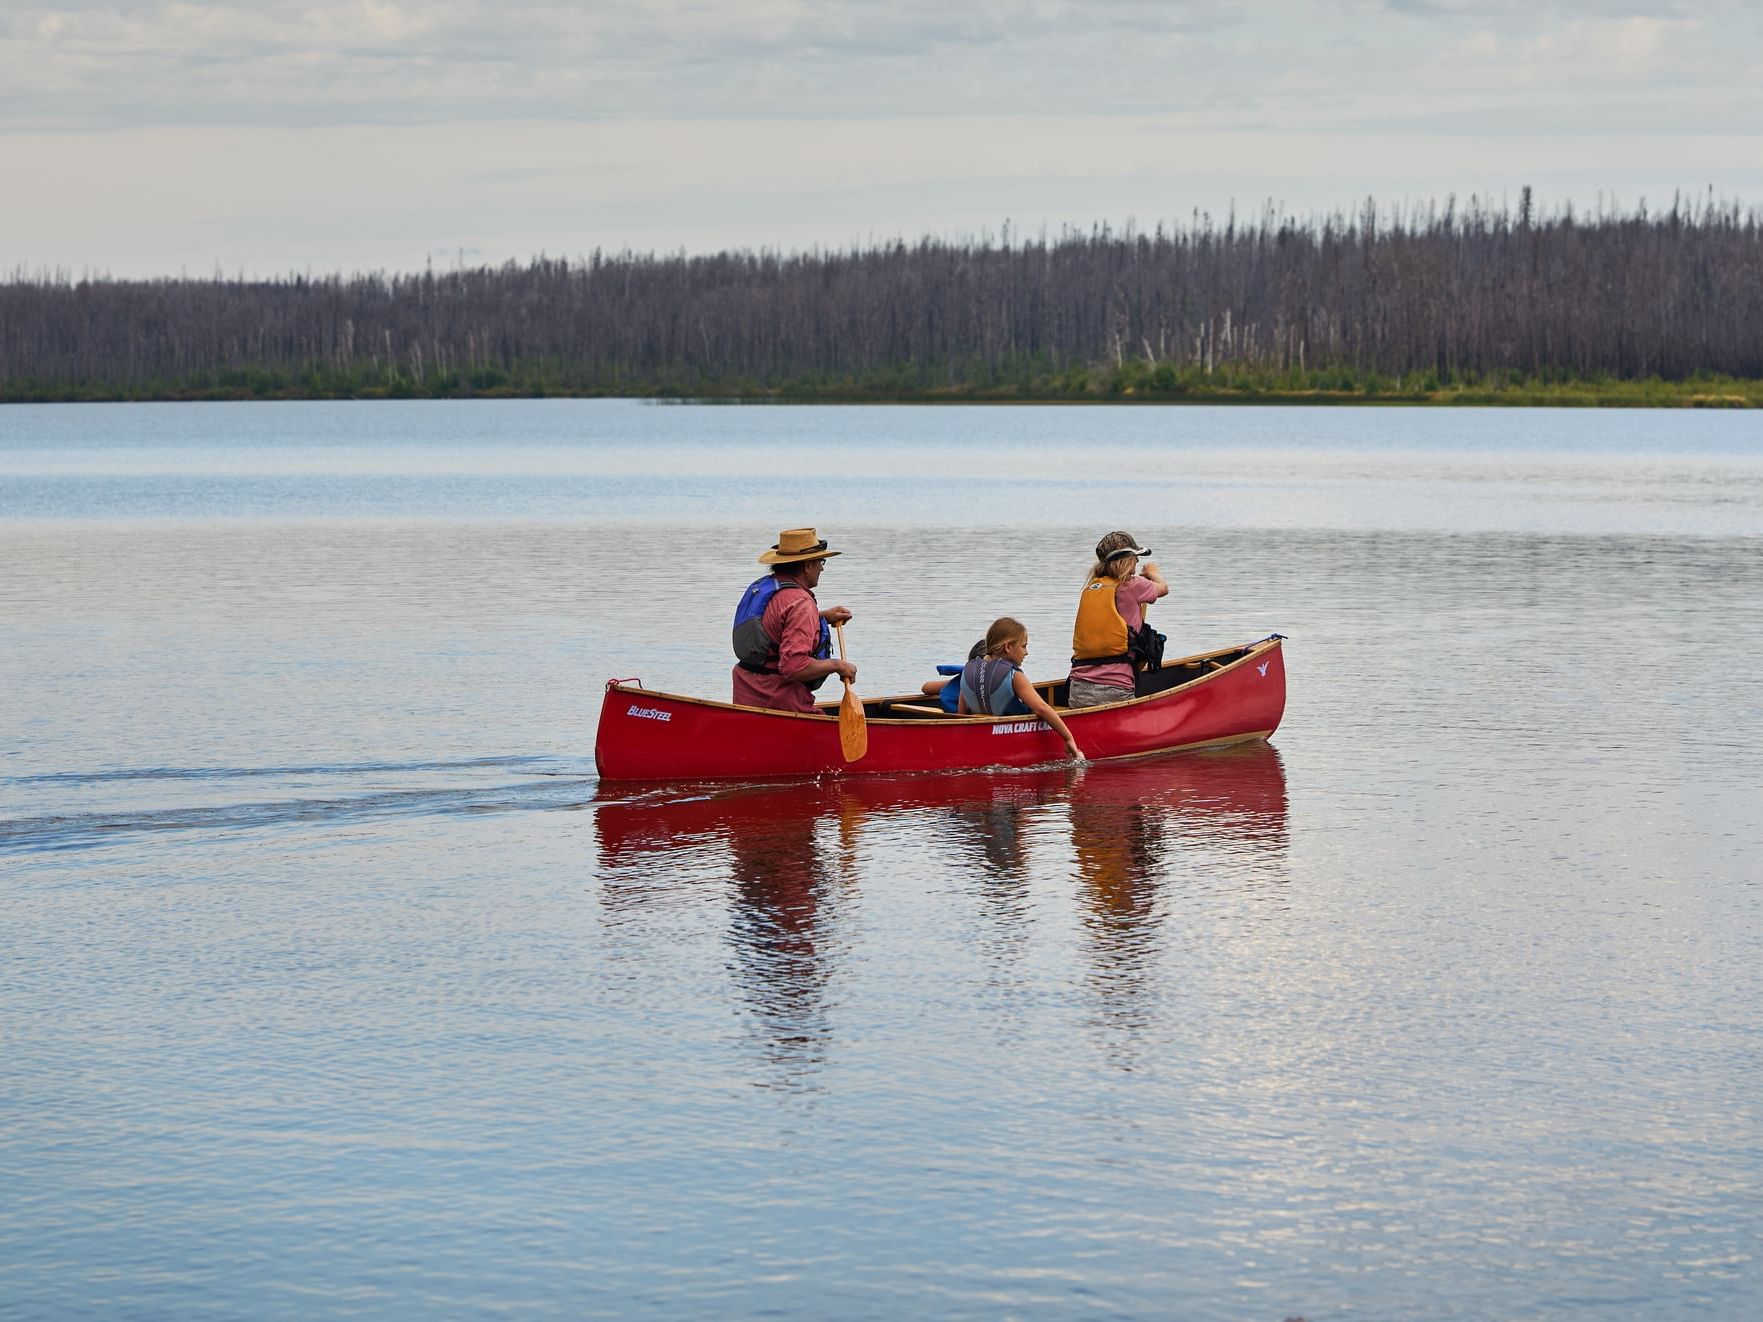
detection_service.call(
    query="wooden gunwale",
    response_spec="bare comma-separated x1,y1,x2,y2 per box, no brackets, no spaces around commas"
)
833,636,1279,722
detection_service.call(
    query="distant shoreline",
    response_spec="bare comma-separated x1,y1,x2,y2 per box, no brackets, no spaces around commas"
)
11,198,1762,414
9,200,1760,410
4,378,1759,408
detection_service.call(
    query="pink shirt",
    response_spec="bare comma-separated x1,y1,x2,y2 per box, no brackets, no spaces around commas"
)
1070,575,1162,691
731,579,826,713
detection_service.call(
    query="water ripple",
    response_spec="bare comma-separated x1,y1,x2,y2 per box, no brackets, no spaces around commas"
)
2,754,551,789
1,772,594,855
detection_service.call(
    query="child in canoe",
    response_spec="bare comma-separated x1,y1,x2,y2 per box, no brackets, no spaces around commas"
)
1067,530,1168,708
960,617,1085,763
920,637,987,712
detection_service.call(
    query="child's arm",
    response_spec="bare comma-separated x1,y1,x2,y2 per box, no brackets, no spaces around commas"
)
1014,673,1084,762
1139,559,1169,599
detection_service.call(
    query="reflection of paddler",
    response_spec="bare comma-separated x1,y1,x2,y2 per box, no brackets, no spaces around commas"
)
1063,743,1289,853
946,770,1074,879
728,810,826,958
723,794,843,1076
969,796,1031,878
1069,795,1166,932
1067,785,1166,1050
1065,745,1291,1013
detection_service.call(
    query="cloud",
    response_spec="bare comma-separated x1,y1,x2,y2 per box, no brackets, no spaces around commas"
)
1363,0,1703,15
9,111,1758,272
1,0,1758,274
4,3,1758,147
35,0,1755,130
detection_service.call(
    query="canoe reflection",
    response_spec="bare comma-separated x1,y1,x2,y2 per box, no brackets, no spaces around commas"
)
595,742,1287,867
1066,743,1291,917
593,743,1288,1079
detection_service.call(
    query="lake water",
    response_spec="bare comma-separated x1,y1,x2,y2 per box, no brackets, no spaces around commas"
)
2,400,1759,1318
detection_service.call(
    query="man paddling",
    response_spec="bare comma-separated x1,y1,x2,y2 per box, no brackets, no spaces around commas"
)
731,527,856,712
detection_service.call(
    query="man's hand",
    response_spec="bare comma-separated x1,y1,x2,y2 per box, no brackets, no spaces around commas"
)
786,657,857,686
820,605,853,625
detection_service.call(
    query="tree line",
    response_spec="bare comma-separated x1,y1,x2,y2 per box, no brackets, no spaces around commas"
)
3,191,1760,401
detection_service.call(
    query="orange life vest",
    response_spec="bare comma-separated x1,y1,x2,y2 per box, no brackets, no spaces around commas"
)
1071,575,1130,664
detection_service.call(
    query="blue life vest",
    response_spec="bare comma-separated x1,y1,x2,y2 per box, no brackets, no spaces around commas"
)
935,638,991,712
960,656,1031,716
934,667,962,713
732,574,832,687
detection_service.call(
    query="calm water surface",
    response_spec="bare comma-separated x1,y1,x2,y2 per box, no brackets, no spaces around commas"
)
2,401,1759,1318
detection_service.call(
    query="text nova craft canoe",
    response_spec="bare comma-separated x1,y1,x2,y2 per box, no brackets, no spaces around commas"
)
595,636,1286,781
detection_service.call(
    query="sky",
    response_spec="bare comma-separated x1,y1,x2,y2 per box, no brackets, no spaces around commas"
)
4,0,1761,277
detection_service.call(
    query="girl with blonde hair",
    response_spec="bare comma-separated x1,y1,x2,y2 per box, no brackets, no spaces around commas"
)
1066,530,1168,709
960,617,1085,763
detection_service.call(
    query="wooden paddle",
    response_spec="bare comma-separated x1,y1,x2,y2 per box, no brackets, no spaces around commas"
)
833,620,868,763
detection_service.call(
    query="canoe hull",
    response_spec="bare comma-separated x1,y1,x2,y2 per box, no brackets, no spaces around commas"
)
594,637,1285,782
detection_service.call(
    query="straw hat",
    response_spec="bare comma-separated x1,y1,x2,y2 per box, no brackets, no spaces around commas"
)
758,527,844,565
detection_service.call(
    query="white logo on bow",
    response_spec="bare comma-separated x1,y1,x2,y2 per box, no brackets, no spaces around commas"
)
1256,661,1270,677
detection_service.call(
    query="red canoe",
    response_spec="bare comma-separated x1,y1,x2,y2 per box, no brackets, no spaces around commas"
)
594,636,1286,782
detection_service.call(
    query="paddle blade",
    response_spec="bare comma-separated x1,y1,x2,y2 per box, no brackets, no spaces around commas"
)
839,682,868,762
